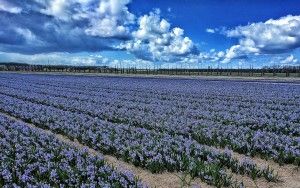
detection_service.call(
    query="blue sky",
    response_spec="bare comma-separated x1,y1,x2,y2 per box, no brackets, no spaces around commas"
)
0,0,300,68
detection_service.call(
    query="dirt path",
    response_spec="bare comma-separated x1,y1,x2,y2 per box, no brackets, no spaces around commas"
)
2,112,299,187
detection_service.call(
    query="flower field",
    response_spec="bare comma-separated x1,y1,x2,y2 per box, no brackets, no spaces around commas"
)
0,73,299,187
0,114,143,187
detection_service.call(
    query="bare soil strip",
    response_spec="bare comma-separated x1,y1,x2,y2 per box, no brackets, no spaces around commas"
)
1,112,299,187
228,151,300,188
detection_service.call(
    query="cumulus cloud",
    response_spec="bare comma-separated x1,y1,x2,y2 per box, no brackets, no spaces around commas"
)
0,0,22,14
38,0,134,37
85,17,129,37
85,0,135,37
221,44,256,63
0,0,137,54
0,0,204,65
223,15,300,62
118,10,197,62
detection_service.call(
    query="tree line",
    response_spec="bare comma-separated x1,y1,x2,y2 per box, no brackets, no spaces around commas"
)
0,62,299,77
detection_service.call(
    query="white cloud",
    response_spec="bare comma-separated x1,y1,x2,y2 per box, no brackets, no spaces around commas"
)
221,44,258,63
38,0,135,37
223,15,300,62
40,0,71,21
206,28,215,33
280,55,298,64
184,49,225,64
133,10,170,39
85,0,135,37
15,28,45,46
85,17,129,37
97,0,131,16
119,10,195,62
0,0,22,14
0,51,156,68
0,52,108,65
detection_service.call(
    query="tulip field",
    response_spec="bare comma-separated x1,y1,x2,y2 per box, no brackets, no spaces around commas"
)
0,73,299,187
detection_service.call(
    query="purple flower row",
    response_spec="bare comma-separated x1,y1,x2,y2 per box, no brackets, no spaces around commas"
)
0,80,298,164
0,114,144,187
